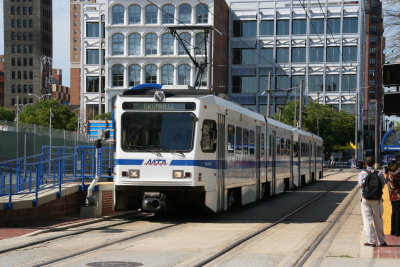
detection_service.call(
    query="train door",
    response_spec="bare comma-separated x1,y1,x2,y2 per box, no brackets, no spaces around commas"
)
309,140,312,182
256,126,261,200
217,114,225,212
290,135,294,188
272,130,276,196
313,142,317,181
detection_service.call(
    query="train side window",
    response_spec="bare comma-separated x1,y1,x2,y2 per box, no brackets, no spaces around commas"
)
287,140,291,156
294,142,299,157
236,127,242,153
201,120,217,153
261,133,265,155
227,125,235,153
249,130,255,155
277,137,280,155
243,129,249,154
269,134,272,156
281,138,285,156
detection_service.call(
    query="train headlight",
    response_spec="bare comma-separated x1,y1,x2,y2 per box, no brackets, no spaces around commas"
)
173,170,184,179
129,169,140,178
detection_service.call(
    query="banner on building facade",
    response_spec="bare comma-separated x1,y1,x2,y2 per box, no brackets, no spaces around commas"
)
40,56,53,95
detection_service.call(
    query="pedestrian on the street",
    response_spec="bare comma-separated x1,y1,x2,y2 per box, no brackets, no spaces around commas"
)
358,156,388,247
386,160,400,236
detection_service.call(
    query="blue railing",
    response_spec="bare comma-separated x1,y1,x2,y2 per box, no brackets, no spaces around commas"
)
0,145,114,210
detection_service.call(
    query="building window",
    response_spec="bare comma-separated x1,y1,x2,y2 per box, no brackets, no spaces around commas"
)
370,47,376,55
161,33,174,55
343,17,358,33
292,20,306,35
87,49,99,64
112,5,124,24
326,47,340,62
128,4,141,24
291,75,305,89
342,75,357,91
292,47,306,63
112,33,124,55
178,64,191,85
232,76,256,93
178,33,191,55
233,20,256,37
145,64,157,83
128,33,141,55
145,33,158,55
369,69,376,77
86,22,104,38
162,4,175,24
276,48,289,63
327,18,340,34
233,48,257,64
342,46,357,62
112,64,124,87
145,4,158,24
195,32,206,55
161,64,174,85
179,3,192,24
309,47,324,62
276,20,289,35
12,85,16,93
326,75,339,91
369,58,376,65
276,76,289,90
128,64,141,86
260,20,274,36
86,76,100,92
196,3,208,23
370,37,377,45
260,48,274,64
371,25,377,33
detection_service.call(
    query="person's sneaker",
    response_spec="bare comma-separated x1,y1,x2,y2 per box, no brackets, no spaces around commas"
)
364,243,376,247
379,242,389,247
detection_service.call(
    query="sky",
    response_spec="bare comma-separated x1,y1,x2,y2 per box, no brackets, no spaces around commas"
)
0,0,71,86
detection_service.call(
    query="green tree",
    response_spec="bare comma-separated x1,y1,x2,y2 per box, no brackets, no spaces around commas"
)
19,99,78,131
0,106,15,121
277,100,355,151
94,112,112,120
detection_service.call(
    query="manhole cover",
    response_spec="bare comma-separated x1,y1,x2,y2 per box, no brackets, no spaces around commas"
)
87,262,143,267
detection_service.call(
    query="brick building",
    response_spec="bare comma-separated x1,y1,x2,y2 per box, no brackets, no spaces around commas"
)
51,69,70,105
3,0,53,109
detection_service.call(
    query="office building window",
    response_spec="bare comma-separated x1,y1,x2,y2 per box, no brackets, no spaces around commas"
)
310,19,324,35
232,76,257,93
292,20,306,35
128,4,141,24
233,20,256,37
260,20,274,36
112,64,124,87
178,64,191,85
276,76,289,90
327,18,340,34
145,33,158,55
86,22,104,38
178,33,191,55
112,5,124,24
342,46,357,62
233,48,257,64
161,64,174,85
277,20,289,35
196,3,208,23
370,37,377,44
260,48,274,64
309,47,324,62
291,75,305,89
145,64,157,83
326,75,339,91
128,64,141,86
162,4,175,24
179,3,192,24
308,76,323,92
292,47,306,63
128,33,141,55
145,4,158,24
342,75,357,91
370,47,376,55
111,33,124,55
276,48,289,63
29,71,33,79
162,33,174,55
326,47,340,62
86,76,104,92
343,17,358,33
369,58,376,65
195,32,206,55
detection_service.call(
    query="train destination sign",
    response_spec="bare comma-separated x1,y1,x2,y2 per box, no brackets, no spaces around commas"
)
122,102,196,111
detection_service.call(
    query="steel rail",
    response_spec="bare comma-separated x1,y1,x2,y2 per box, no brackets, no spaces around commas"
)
192,173,356,267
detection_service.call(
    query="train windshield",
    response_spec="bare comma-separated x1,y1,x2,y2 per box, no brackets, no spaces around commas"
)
121,112,195,152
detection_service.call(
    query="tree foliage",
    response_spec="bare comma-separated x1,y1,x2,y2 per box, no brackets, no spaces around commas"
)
0,106,15,121
276,100,355,151
94,112,112,120
19,99,78,131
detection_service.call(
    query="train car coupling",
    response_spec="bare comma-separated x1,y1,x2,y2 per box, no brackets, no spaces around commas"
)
142,192,166,212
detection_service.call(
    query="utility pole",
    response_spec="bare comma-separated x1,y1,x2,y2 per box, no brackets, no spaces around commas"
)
267,72,271,117
355,93,358,160
317,92,320,136
299,80,303,129
374,101,379,164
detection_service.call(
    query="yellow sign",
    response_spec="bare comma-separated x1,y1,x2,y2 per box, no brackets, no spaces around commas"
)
333,142,356,150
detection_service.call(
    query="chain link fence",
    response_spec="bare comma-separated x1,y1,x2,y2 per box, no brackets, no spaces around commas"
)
0,121,92,162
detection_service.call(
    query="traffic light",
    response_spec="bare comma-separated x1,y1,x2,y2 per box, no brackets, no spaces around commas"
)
383,64,400,87
383,92,400,115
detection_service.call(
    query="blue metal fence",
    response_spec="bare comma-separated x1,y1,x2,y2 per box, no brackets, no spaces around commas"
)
0,145,114,210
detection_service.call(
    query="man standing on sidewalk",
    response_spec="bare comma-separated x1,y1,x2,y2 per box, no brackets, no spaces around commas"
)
358,156,388,247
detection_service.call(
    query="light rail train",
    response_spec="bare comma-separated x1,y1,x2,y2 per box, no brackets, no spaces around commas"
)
113,84,323,213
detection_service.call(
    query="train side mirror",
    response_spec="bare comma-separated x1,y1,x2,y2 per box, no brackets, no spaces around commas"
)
103,130,110,139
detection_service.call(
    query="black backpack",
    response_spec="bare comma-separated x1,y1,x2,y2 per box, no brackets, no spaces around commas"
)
362,170,383,200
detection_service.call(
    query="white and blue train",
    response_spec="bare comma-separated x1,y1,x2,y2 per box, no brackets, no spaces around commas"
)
113,84,323,213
